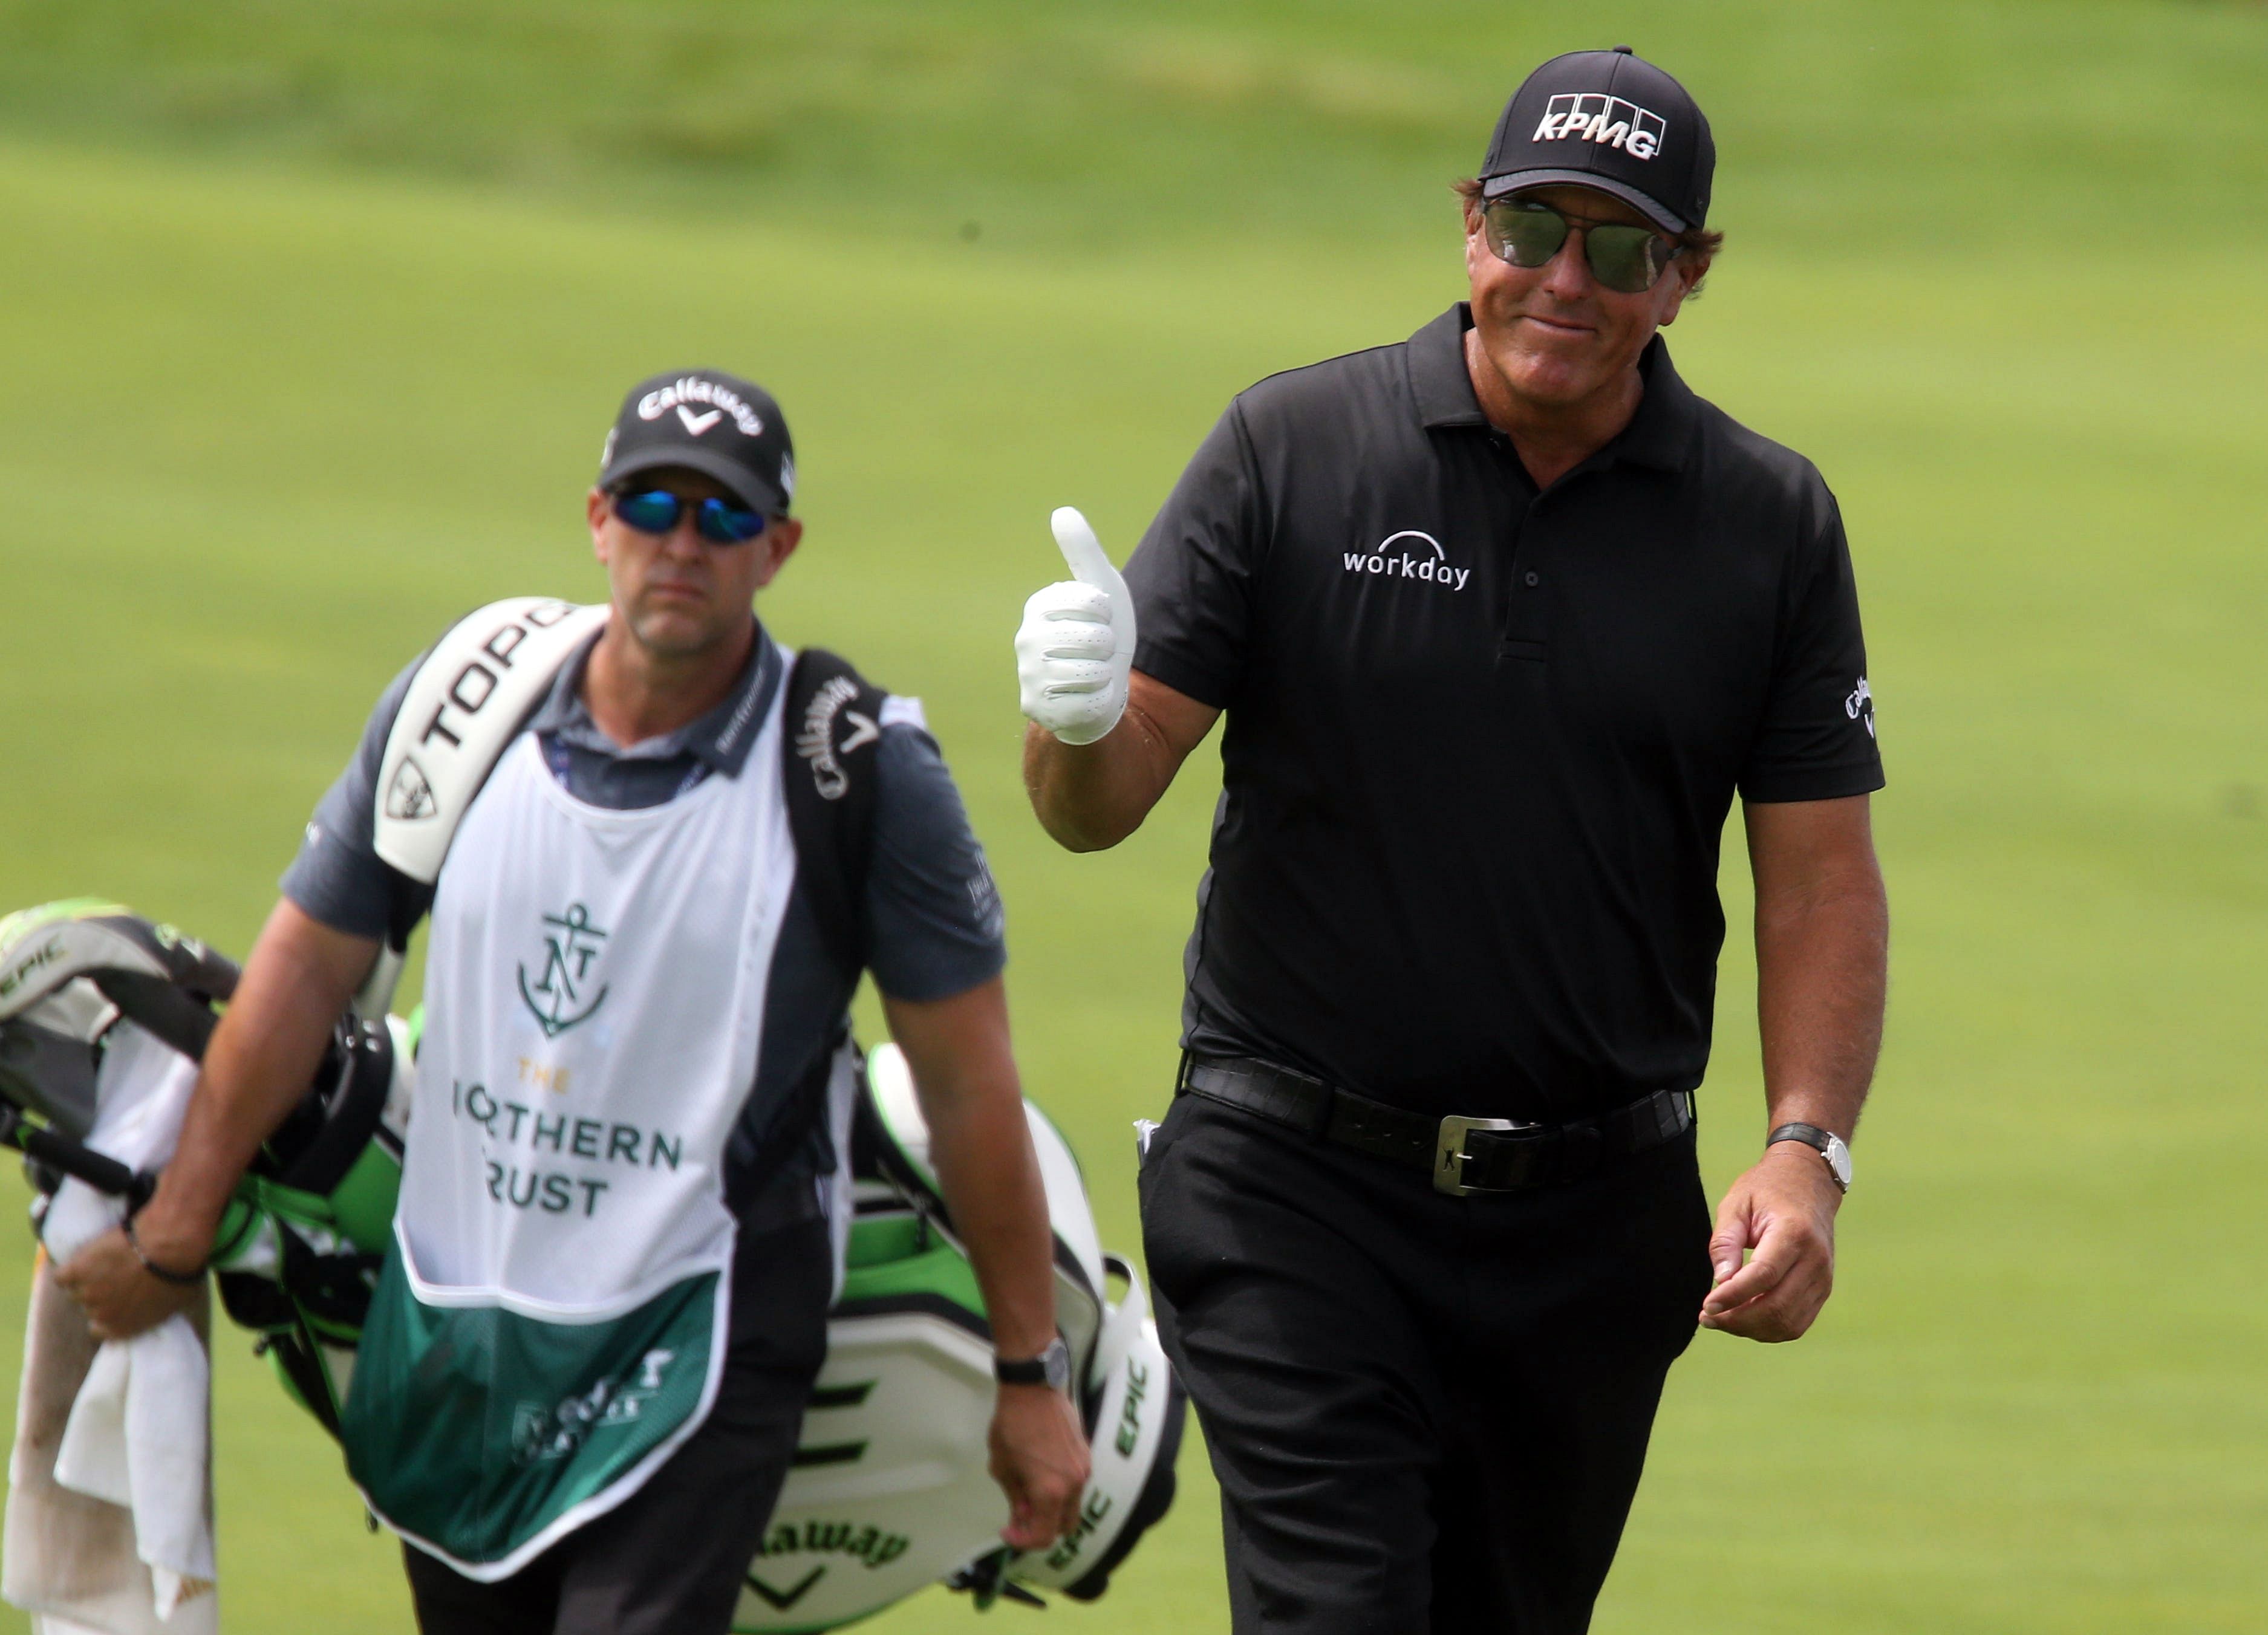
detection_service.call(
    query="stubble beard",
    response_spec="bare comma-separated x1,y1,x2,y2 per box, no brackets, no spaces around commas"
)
625,593,738,665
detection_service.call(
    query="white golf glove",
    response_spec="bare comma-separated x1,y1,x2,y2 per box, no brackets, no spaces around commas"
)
1017,507,1135,746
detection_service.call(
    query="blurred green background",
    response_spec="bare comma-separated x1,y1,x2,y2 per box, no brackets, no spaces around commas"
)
1,1,2264,1630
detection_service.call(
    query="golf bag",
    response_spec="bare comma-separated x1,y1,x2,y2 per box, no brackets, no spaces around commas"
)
749,1043,1185,1628
0,899,406,1432
0,900,1184,1628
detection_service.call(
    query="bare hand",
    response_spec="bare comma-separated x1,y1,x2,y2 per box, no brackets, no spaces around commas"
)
51,1226,202,1343
988,1383,1090,1550
1699,1146,1841,1342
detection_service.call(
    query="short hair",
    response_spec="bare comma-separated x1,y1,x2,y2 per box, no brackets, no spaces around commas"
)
1454,177,1722,293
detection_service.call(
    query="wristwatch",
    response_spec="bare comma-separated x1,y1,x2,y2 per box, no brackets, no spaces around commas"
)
994,1336,1072,1392
1767,1122,1852,1193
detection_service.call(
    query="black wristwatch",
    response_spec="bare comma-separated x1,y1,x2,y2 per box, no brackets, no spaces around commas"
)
1767,1122,1853,1193
994,1336,1072,1392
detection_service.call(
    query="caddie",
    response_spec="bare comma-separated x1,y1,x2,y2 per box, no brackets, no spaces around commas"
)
1015,48,1887,1633
59,368,1089,1634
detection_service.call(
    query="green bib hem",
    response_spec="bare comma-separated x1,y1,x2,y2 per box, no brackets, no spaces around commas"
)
342,1240,720,1567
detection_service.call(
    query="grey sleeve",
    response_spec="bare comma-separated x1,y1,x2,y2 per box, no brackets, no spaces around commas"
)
278,655,425,940
862,720,1008,1003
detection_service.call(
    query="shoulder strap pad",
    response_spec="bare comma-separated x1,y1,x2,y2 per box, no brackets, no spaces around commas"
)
373,598,608,885
781,648,887,978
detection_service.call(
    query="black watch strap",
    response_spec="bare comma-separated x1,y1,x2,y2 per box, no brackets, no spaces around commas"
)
1767,1122,1833,1154
994,1336,1070,1391
1767,1122,1851,1192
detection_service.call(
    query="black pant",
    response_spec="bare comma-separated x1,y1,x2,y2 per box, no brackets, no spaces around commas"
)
1138,1091,1710,1635
403,1218,831,1635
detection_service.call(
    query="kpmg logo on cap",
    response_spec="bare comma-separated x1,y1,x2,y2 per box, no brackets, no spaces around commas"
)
636,376,764,438
1533,93,1666,160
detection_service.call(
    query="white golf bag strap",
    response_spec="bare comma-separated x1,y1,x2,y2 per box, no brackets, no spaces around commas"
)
352,946,409,1029
1085,1254,1150,1393
357,597,609,1016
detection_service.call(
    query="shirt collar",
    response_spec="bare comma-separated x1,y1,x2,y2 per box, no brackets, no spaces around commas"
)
1408,304,1491,428
1614,336,1698,473
1406,302,1698,473
526,616,783,779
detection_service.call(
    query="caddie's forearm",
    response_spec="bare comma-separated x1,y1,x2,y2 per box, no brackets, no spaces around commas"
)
1753,873,1886,1140
138,900,376,1258
926,1088,1059,1359
882,981,1059,1357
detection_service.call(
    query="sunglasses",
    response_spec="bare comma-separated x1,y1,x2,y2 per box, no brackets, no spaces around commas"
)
610,489,771,545
1479,198,1680,294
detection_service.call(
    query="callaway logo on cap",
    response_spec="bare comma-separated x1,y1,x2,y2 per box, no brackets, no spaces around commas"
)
1479,47,1715,232
598,368,797,517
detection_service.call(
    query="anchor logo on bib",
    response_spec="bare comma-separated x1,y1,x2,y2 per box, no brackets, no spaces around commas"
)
517,902,611,1038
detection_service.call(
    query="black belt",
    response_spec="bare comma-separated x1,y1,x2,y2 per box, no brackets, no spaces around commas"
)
1178,1055,1693,1197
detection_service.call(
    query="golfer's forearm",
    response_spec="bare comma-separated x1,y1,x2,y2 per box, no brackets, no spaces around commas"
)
138,900,375,1258
1023,720,1165,851
1753,879,1886,1139
1023,671,1217,851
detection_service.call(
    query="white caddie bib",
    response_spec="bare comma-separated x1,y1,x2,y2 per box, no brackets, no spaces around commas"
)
342,694,793,1578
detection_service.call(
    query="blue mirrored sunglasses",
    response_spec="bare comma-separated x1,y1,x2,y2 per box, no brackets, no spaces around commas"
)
610,489,771,545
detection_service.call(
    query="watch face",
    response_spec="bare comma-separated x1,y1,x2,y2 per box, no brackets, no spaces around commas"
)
1043,1338,1072,1393
1824,1135,1854,1189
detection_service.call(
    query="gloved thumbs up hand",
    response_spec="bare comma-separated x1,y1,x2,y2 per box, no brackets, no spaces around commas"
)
1017,507,1136,746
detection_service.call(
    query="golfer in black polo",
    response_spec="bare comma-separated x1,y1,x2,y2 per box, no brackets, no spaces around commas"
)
1014,47,1887,1635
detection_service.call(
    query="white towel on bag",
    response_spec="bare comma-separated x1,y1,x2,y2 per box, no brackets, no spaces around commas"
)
4,1021,216,1631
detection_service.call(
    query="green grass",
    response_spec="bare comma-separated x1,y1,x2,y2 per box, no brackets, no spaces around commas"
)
1,1,2265,1630
3,0,2267,252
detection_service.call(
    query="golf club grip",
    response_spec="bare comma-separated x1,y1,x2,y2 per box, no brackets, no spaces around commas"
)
92,970,219,1062
4,1115,154,1206
172,940,242,1004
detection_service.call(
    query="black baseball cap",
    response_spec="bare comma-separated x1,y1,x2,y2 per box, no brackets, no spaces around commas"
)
1479,47,1714,233
596,369,796,517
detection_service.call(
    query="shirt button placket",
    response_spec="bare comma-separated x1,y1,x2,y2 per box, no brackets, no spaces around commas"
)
1498,473,1549,666
1485,437,1536,666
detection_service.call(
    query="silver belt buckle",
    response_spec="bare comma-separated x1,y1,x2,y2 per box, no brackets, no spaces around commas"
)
1433,1114,1528,1197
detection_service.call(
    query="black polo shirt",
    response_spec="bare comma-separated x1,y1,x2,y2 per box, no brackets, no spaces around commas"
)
1124,303,1883,1122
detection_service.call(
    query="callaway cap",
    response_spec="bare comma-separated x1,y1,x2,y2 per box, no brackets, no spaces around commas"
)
1479,47,1714,233
597,369,797,516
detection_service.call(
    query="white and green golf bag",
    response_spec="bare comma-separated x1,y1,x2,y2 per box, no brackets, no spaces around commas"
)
0,899,408,1430
749,1042,1184,1627
0,900,1185,1628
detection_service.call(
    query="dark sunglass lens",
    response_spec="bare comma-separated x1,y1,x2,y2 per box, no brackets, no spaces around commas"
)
614,490,683,534
1584,225,1669,294
1485,201,1569,269
693,499,768,545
